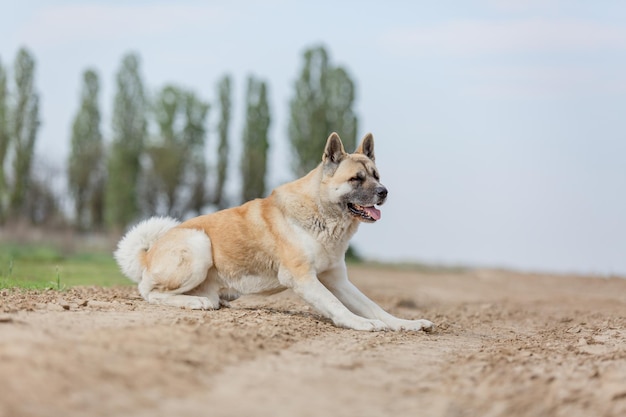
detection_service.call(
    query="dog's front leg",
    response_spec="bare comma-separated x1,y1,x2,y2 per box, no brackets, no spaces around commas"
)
278,267,388,331
319,265,434,332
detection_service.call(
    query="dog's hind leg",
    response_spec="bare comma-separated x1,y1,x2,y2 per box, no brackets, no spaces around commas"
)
147,292,219,310
141,228,220,310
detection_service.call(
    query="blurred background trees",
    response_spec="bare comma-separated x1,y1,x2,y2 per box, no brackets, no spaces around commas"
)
240,76,270,203
214,75,231,210
0,44,358,233
0,48,54,225
105,52,147,232
8,48,40,222
0,58,9,223
68,69,105,231
141,84,209,218
288,45,357,177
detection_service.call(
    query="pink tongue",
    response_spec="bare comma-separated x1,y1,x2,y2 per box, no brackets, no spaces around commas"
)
363,206,381,220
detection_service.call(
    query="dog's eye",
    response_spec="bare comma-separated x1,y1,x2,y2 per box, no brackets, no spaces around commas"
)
350,173,365,182
372,170,380,180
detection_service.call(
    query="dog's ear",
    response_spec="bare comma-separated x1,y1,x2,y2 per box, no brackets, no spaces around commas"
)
355,133,375,161
323,132,346,164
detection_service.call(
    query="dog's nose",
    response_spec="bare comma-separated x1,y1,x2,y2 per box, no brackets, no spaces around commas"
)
376,186,388,200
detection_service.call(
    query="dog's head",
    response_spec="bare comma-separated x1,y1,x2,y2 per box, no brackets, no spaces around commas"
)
320,132,388,223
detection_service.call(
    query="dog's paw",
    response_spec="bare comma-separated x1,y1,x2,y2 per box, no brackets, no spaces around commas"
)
417,319,435,332
388,318,435,332
405,319,435,332
185,296,220,310
362,319,389,332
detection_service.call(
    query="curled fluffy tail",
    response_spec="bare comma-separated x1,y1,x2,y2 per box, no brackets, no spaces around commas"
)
114,216,180,282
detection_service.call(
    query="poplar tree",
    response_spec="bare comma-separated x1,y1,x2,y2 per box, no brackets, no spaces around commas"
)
106,52,147,231
184,90,211,215
240,76,270,202
288,45,357,177
0,58,9,222
9,48,40,220
68,69,104,230
142,85,209,217
214,75,231,209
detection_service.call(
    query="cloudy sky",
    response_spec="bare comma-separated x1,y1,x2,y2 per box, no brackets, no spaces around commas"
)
1,1,625,275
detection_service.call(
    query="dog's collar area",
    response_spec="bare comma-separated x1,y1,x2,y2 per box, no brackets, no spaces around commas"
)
347,203,380,222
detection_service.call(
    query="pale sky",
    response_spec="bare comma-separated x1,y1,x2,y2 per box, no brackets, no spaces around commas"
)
1,1,625,275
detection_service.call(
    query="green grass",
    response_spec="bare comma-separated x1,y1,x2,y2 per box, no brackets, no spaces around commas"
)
0,241,469,291
0,243,131,289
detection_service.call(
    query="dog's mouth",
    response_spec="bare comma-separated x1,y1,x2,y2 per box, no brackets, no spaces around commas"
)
347,203,381,222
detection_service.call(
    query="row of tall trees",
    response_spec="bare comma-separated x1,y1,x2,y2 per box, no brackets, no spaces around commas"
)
0,45,358,232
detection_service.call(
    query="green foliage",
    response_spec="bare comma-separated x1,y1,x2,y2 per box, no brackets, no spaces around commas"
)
105,53,147,231
214,75,231,209
0,51,59,226
240,76,270,202
68,69,105,230
288,45,358,177
8,48,40,220
142,84,210,217
0,243,129,289
0,58,9,222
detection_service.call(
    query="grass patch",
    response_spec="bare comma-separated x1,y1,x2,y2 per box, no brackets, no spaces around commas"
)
0,243,130,289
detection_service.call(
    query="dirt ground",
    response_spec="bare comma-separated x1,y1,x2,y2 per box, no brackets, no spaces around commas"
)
1,265,625,417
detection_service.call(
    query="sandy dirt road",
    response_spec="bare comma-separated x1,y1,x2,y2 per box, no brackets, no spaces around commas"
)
1,265,625,417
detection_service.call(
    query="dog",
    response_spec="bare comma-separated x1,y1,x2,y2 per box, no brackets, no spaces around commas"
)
114,132,433,332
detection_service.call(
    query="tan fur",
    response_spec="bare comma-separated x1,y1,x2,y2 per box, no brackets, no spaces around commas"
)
115,132,433,332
